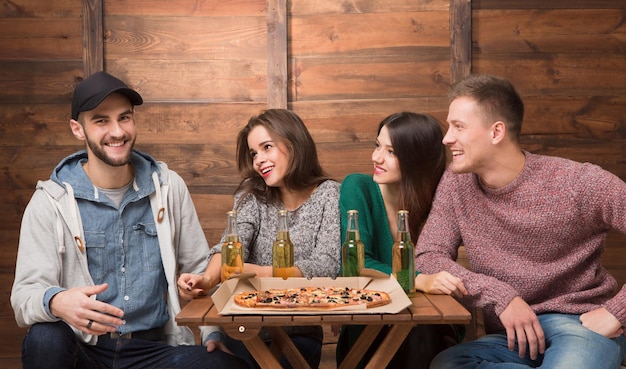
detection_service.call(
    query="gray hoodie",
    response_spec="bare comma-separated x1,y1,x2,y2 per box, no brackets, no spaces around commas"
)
11,150,213,346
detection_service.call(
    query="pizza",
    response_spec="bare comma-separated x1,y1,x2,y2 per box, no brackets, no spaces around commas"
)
233,286,391,309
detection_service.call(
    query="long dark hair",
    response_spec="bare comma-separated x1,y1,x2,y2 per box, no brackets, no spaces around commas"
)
235,109,330,204
378,112,446,241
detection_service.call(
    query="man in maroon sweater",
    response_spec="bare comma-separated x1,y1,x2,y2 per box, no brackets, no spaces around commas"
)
416,74,626,369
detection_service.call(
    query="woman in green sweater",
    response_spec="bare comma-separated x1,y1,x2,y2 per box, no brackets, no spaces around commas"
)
335,112,467,369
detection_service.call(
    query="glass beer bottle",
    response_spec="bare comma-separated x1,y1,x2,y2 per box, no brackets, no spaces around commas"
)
341,210,365,277
221,210,243,283
392,210,415,297
272,209,294,279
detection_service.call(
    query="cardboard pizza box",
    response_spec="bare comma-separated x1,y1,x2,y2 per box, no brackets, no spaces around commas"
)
211,269,412,315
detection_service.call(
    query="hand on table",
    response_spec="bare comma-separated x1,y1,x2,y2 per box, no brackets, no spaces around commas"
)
177,273,212,300
50,283,123,335
499,296,545,360
580,307,623,338
243,263,273,277
415,271,468,299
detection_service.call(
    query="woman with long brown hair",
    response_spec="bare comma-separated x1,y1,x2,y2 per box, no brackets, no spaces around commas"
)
336,111,467,369
179,109,341,369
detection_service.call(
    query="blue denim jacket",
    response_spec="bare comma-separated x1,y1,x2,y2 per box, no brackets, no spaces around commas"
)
47,150,168,333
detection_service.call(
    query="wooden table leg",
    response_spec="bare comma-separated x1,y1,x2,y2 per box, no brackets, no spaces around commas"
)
265,326,311,369
364,324,413,369
241,334,283,369
268,339,282,362
338,325,384,369
223,325,283,369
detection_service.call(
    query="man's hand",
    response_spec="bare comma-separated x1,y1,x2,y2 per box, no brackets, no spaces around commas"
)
580,307,623,338
50,283,123,335
499,296,545,360
415,271,468,299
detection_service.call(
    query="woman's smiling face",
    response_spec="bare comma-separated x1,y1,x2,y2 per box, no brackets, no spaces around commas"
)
247,125,290,188
372,125,401,185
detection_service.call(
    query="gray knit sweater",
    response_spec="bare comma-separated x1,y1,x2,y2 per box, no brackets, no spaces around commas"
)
416,151,626,334
208,179,341,278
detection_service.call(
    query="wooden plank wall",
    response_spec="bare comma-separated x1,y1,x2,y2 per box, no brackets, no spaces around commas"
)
0,2,83,367
288,0,453,179
0,0,624,366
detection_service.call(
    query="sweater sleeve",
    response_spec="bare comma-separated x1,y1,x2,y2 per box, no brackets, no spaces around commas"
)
415,170,519,317
577,163,626,324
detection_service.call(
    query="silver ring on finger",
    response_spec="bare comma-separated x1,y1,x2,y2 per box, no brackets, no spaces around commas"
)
86,319,94,329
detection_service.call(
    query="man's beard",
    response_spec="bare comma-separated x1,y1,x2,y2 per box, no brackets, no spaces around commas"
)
85,134,135,167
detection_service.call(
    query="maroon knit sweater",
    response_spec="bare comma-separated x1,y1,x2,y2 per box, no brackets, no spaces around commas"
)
416,151,626,334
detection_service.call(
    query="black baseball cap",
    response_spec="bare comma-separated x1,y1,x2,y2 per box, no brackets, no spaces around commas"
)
71,71,143,120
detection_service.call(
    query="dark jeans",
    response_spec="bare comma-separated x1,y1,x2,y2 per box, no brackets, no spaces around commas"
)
22,321,249,369
336,323,461,369
224,328,322,369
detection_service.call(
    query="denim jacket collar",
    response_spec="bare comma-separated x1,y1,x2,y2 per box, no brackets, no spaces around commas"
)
50,150,162,202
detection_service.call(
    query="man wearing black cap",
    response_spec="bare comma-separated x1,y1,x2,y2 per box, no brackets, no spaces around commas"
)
11,72,248,369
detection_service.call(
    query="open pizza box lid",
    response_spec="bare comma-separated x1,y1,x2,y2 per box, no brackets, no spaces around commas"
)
211,268,412,315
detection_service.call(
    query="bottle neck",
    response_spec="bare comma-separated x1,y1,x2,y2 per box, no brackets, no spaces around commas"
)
225,234,239,243
276,211,290,240
345,229,361,242
276,230,290,241
396,212,412,242
396,230,411,243
225,213,238,242
345,212,361,242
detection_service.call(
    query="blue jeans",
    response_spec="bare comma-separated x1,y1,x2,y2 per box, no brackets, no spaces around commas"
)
431,314,626,369
22,321,249,369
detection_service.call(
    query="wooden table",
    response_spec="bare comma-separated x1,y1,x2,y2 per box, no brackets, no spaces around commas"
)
176,292,470,369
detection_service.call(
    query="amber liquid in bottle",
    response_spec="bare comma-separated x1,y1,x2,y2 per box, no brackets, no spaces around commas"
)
272,209,295,279
392,210,415,297
341,210,365,277
221,210,243,283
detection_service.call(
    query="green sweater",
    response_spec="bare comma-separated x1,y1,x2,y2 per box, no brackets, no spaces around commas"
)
338,174,436,369
339,173,419,276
